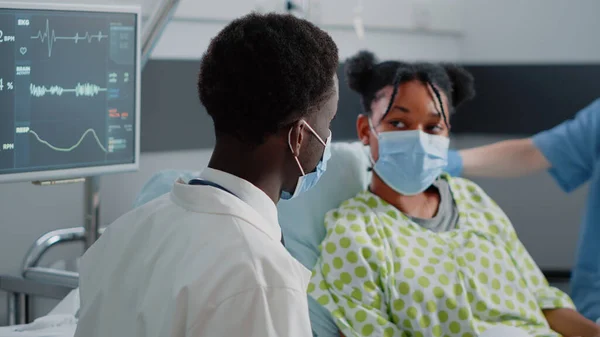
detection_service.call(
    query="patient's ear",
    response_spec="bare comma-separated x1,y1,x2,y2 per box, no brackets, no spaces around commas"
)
357,114,370,145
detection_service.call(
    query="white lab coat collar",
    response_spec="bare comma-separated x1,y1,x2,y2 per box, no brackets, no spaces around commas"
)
199,168,279,228
170,168,282,243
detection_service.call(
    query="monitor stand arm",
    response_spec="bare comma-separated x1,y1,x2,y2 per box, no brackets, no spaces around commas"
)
83,176,100,250
30,176,101,250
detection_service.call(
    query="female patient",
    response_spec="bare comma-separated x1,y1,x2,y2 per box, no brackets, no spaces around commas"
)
308,51,600,337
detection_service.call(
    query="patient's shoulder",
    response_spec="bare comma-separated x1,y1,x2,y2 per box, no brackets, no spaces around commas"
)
446,176,515,235
445,175,484,194
320,193,388,260
323,191,379,231
446,176,502,210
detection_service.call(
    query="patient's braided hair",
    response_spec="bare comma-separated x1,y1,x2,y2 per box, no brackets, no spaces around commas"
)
345,50,476,128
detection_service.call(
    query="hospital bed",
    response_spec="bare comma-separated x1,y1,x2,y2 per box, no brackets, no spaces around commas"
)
0,140,589,336
0,141,371,336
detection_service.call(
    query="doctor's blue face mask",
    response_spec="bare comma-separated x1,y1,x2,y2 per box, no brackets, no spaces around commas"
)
368,118,449,196
281,121,332,200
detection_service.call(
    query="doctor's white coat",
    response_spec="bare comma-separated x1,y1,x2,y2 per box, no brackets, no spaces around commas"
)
74,169,312,337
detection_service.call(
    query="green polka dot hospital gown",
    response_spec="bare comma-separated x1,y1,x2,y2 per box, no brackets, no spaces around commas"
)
308,175,574,337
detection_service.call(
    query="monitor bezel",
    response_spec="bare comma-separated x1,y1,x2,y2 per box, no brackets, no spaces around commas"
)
0,2,142,184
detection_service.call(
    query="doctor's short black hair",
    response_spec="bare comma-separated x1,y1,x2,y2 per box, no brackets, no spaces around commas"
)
198,13,339,144
345,50,476,123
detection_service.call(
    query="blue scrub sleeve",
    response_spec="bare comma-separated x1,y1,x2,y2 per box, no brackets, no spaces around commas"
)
445,149,463,177
532,98,600,193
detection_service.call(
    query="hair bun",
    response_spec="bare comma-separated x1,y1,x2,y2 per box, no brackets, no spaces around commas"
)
443,64,476,107
345,50,377,94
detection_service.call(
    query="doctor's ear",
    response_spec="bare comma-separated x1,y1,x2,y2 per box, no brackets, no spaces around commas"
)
287,120,305,157
357,114,371,145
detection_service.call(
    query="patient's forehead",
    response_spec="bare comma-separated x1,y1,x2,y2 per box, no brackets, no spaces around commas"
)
370,82,450,122
370,86,394,121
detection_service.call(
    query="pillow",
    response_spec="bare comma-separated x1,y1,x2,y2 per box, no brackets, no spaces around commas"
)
277,141,370,270
278,141,370,337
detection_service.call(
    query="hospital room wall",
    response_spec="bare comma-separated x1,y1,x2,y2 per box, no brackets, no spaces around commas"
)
0,0,600,325
459,0,600,64
121,0,599,269
108,0,600,272
452,0,600,277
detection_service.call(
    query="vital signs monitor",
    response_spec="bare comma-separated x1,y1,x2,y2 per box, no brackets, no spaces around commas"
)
0,2,140,183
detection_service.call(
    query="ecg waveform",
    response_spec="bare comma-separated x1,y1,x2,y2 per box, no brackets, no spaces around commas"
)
29,129,107,153
30,83,107,98
30,19,108,57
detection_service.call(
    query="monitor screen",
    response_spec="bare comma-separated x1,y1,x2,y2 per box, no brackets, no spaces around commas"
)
0,3,140,183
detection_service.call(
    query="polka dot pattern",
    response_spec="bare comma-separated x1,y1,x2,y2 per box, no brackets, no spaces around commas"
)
307,177,575,337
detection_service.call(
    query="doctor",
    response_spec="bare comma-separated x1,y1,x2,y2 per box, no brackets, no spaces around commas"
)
74,13,339,337
446,98,600,322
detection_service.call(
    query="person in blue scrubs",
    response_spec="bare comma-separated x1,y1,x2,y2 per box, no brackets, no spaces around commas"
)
446,98,600,321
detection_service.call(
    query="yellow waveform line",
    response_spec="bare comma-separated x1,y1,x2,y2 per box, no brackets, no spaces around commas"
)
29,129,107,153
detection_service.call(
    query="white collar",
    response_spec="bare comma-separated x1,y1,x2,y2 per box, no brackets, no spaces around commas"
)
171,167,281,242
171,178,282,242
198,168,279,226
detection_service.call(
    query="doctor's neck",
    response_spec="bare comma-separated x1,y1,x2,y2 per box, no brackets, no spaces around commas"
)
208,135,285,204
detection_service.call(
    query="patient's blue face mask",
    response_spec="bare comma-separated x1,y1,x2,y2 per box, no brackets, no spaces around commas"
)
368,119,449,196
281,121,332,200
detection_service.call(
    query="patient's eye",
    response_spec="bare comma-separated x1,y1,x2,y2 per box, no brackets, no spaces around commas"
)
426,124,444,134
388,120,406,129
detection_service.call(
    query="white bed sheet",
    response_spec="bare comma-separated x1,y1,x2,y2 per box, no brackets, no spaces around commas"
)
0,289,80,337
0,315,77,337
